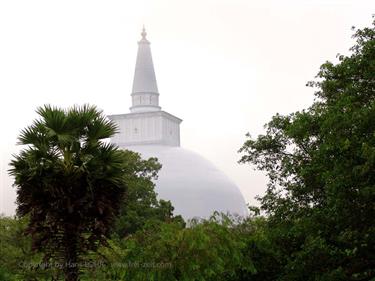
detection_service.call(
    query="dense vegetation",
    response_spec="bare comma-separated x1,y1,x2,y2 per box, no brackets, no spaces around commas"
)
1,19,374,281
238,19,375,280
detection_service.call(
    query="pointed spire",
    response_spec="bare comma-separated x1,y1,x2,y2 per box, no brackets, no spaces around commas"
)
141,25,147,40
130,27,161,113
132,26,158,94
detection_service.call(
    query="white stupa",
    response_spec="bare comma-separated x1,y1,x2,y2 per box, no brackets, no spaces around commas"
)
109,28,247,219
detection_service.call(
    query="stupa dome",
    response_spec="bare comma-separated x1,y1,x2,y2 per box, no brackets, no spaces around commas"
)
126,145,248,219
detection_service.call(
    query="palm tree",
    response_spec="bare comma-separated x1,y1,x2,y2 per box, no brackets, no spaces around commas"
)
9,105,127,281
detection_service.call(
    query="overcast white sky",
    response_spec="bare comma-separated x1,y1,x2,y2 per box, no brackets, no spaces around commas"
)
0,0,374,215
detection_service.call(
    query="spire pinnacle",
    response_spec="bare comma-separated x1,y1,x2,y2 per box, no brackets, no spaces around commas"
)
141,25,147,40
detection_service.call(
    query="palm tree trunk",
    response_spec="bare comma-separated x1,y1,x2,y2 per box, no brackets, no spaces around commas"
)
63,231,79,281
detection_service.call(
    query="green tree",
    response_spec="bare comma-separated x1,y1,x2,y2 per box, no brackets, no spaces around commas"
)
113,149,184,238
239,19,375,280
112,213,254,281
232,216,281,281
0,215,60,281
9,105,127,281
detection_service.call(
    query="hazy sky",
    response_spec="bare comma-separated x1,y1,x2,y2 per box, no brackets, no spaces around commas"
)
0,0,374,215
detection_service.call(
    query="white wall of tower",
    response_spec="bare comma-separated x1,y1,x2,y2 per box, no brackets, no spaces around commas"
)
109,112,181,147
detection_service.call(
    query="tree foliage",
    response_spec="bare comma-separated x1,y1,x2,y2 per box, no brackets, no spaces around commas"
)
239,18,375,280
92,213,256,281
0,215,49,281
